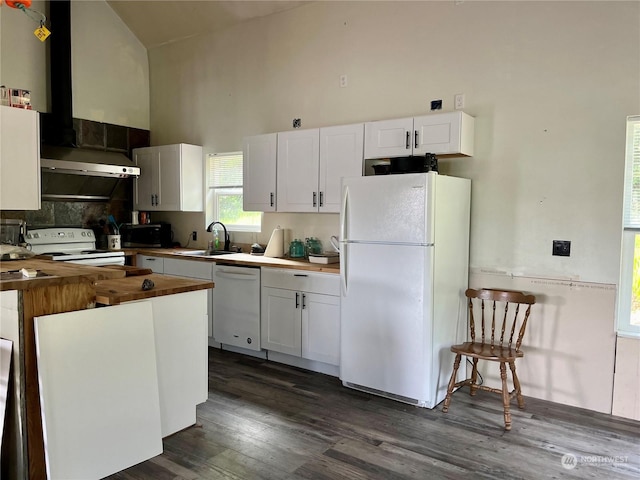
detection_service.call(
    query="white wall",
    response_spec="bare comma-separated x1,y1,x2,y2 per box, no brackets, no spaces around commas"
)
0,1,48,112
148,1,637,284
71,1,149,128
0,0,149,128
147,1,640,414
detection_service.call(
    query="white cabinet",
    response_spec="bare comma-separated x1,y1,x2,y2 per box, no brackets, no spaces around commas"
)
0,106,41,210
163,257,215,338
243,133,277,212
319,124,364,212
133,144,203,212
277,124,363,213
364,111,474,159
261,268,340,365
277,128,320,213
136,254,165,273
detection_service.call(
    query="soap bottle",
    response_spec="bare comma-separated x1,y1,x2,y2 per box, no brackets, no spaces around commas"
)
213,228,220,250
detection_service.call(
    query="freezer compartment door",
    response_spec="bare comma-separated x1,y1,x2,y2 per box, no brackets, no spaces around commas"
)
341,173,435,245
340,243,433,402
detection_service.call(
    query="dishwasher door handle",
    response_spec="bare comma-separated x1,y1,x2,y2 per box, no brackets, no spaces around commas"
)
216,270,259,280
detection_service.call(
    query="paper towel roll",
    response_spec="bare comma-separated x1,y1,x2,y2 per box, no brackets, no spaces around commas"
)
264,227,284,258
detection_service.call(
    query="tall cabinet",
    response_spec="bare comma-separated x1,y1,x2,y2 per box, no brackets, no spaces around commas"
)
133,144,203,212
0,106,41,210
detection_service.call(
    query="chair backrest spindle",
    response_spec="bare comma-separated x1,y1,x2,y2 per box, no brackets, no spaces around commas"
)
465,288,536,351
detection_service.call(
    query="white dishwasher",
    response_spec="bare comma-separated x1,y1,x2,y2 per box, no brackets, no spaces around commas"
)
212,264,261,351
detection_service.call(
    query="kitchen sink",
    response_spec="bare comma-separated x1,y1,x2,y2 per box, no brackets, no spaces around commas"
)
180,250,235,256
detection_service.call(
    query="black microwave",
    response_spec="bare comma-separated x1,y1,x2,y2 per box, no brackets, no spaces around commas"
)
121,223,172,248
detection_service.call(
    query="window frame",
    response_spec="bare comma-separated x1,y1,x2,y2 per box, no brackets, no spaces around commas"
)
618,115,640,337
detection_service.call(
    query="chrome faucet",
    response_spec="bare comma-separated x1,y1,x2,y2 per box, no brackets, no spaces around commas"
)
206,221,230,251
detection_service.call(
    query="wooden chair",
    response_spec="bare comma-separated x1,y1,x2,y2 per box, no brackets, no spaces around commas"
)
442,288,536,430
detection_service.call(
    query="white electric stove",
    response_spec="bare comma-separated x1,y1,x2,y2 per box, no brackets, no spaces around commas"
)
26,227,125,266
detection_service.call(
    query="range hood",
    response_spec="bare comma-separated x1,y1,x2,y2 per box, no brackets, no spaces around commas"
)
40,0,140,201
41,146,140,178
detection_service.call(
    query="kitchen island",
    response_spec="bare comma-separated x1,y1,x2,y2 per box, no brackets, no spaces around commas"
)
0,258,213,480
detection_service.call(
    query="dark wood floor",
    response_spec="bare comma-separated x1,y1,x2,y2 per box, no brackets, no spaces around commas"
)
109,348,639,480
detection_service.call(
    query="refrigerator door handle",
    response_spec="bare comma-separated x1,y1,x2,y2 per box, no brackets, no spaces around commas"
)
340,186,349,294
340,186,349,242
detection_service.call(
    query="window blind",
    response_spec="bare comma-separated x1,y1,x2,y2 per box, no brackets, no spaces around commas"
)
208,152,243,188
623,116,640,228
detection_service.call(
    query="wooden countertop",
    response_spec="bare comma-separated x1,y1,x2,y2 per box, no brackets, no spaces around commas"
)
94,273,214,305
135,249,340,274
0,258,125,291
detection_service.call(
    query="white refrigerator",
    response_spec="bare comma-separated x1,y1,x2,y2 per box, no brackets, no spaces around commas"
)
339,172,471,408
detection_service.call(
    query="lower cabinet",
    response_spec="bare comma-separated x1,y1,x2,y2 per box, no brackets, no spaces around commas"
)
163,257,215,338
261,268,340,366
136,254,165,273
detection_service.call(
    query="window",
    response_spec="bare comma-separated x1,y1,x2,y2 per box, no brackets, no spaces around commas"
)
619,116,640,337
207,152,261,232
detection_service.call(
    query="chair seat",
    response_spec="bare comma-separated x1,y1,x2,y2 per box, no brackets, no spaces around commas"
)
450,342,524,361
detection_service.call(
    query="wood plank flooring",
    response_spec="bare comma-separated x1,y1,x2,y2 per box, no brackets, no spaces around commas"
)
108,348,639,479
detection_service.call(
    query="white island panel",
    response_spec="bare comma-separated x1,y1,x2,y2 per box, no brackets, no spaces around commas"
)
34,301,162,480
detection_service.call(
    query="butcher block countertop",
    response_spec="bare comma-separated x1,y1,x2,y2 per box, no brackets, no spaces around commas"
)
94,273,214,305
0,258,125,291
137,249,340,274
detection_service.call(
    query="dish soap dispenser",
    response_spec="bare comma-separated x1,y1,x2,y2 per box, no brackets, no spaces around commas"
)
213,228,220,250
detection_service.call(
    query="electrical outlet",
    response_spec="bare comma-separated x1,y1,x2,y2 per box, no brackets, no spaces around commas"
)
430,99,442,111
454,93,465,110
339,74,348,88
192,231,197,241
552,240,571,257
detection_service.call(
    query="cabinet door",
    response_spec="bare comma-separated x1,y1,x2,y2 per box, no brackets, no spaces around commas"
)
301,292,340,366
243,133,277,212
136,255,164,273
277,129,320,212
319,124,363,213
413,112,462,155
364,117,413,159
0,106,41,210
163,258,214,336
156,145,181,211
261,287,302,356
134,148,158,210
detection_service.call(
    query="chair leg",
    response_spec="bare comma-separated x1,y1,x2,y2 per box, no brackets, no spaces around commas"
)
500,362,512,431
469,358,479,396
442,354,461,413
509,361,525,409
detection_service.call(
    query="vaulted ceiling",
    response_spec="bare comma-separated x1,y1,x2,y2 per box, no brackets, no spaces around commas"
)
107,0,309,49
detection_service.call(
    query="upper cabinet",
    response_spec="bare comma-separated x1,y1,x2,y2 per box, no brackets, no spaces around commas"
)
243,133,277,212
0,106,41,210
277,128,320,213
319,124,364,212
364,111,474,159
133,144,203,212
276,123,363,213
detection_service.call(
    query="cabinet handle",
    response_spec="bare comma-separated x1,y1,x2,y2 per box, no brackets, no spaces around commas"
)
154,194,159,205
293,274,308,277
302,293,306,309
295,292,300,309
415,130,418,149
150,194,154,206
406,131,410,149
312,192,317,207
319,191,324,207
270,192,274,207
